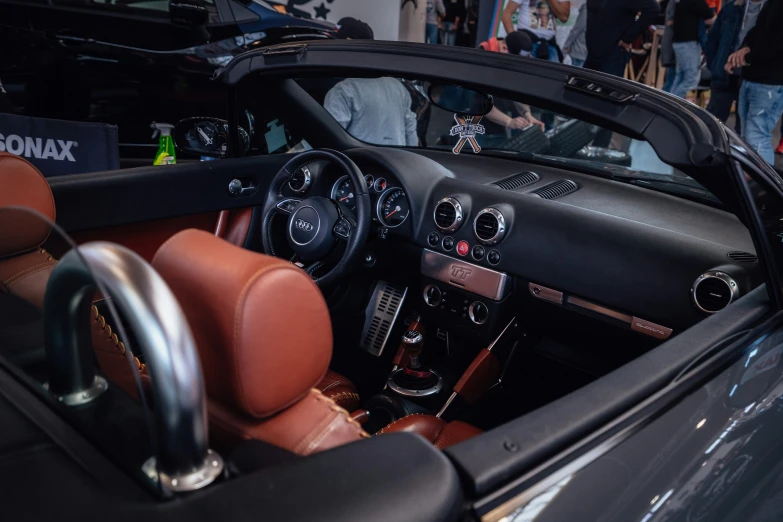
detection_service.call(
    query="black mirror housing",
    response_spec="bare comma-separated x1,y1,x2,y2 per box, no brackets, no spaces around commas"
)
428,84,493,116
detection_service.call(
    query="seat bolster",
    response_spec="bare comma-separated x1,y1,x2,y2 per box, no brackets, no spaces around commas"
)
0,249,57,309
316,370,361,412
379,415,482,449
208,389,368,456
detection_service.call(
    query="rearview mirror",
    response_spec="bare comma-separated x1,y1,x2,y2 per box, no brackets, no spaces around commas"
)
428,84,493,116
170,0,209,27
173,117,249,158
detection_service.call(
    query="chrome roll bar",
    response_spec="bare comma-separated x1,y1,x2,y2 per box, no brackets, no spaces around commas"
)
44,242,222,492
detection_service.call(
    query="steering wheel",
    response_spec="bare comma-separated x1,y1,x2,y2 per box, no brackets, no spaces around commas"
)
261,149,371,288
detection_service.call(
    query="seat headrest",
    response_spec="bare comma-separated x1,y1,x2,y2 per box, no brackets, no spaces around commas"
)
152,229,333,419
0,152,56,257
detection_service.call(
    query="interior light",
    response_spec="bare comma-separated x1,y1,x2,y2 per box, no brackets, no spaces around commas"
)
696,418,706,429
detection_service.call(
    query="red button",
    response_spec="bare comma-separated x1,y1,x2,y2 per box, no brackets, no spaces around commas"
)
456,240,470,256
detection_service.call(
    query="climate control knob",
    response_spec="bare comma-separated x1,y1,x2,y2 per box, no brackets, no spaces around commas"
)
468,301,489,325
423,285,442,307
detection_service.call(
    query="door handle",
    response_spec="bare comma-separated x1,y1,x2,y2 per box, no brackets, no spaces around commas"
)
228,178,257,197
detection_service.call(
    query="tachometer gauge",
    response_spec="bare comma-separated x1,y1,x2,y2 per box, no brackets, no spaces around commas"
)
378,188,410,228
331,175,355,210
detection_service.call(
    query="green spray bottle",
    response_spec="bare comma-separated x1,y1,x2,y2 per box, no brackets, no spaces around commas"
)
151,122,176,165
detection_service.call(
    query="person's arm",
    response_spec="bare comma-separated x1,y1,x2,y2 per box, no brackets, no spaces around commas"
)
436,0,445,17
564,5,587,51
665,0,676,22
694,0,716,23
502,0,521,33
546,0,571,22
619,0,660,46
702,7,723,69
323,83,353,130
735,4,783,66
405,108,418,147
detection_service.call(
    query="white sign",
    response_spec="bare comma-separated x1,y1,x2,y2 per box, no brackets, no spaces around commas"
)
285,0,402,42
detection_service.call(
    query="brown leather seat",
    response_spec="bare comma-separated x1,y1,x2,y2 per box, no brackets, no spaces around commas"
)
152,229,367,455
152,229,482,453
0,152,358,407
378,415,483,449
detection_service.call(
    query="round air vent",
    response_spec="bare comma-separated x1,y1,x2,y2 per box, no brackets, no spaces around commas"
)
727,251,757,263
692,271,739,314
433,197,463,233
288,166,312,194
473,208,506,245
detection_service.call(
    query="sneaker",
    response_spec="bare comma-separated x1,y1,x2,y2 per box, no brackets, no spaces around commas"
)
776,137,783,155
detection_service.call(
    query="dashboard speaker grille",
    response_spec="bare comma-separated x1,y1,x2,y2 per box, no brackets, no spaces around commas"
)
493,172,540,190
531,180,579,200
475,213,500,241
693,276,734,313
727,251,757,263
434,201,457,229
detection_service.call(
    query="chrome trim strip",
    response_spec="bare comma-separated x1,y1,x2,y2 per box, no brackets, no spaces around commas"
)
528,282,563,305
421,249,509,301
288,165,312,194
567,295,633,323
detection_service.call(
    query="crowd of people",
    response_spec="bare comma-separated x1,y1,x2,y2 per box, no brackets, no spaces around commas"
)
424,0,782,167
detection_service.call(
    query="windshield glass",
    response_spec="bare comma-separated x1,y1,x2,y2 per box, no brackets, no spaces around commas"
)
296,76,714,203
0,207,160,495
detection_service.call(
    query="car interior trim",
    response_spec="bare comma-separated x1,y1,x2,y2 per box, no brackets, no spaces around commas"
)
528,282,564,305
421,249,509,301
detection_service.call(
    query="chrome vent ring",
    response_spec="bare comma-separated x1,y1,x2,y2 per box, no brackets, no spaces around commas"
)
434,197,463,233
288,165,312,194
473,208,506,245
692,271,740,314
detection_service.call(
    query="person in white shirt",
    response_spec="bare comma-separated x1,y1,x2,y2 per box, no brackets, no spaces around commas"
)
502,0,571,61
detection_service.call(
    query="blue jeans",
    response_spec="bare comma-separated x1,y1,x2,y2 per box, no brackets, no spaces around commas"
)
570,57,585,68
662,67,675,93
440,22,456,46
532,42,560,62
738,80,783,165
425,23,439,44
670,41,702,99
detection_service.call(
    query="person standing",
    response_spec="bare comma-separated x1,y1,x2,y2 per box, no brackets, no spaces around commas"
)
563,2,587,67
726,1,783,165
502,0,571,62
426,0,446,44
704,0,765,131
441,0,466,46
668,0,716,99
584,0,660,77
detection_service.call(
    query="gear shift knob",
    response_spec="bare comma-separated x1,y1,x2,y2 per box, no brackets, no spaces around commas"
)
401,330,424,368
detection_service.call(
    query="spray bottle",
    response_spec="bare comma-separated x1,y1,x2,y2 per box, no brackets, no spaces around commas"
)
151,122,176,165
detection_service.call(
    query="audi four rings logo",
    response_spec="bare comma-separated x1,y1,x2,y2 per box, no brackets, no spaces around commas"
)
295,219,314,232
450,265,472,280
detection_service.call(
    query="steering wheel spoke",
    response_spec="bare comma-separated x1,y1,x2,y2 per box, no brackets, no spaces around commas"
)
290,256,324,280
332,216,353,241
275,198,302,215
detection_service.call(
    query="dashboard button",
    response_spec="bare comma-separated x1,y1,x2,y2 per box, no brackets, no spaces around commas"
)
442,236,455,251
487,249,501,265
456,240,469,256
428,232,440,247
472,245,485,260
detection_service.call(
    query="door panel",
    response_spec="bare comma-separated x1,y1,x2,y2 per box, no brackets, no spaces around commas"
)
49,156,289,257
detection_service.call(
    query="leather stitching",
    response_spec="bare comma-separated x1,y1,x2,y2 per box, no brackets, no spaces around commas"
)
91,304,145,372
376,413,431,436
326,391,360,405
3,260,55,287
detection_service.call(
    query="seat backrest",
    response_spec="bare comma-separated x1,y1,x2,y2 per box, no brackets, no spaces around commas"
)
152,229,366,455
0,152,57,308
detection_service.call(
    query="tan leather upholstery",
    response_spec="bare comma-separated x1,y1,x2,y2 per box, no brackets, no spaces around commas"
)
152,229,367,454
379,415,482,449
0,153,57,307
0,152,55,258
316,369,361,412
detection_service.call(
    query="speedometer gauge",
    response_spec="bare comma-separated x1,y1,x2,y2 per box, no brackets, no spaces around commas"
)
378,188,410,228
331,175,355,210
